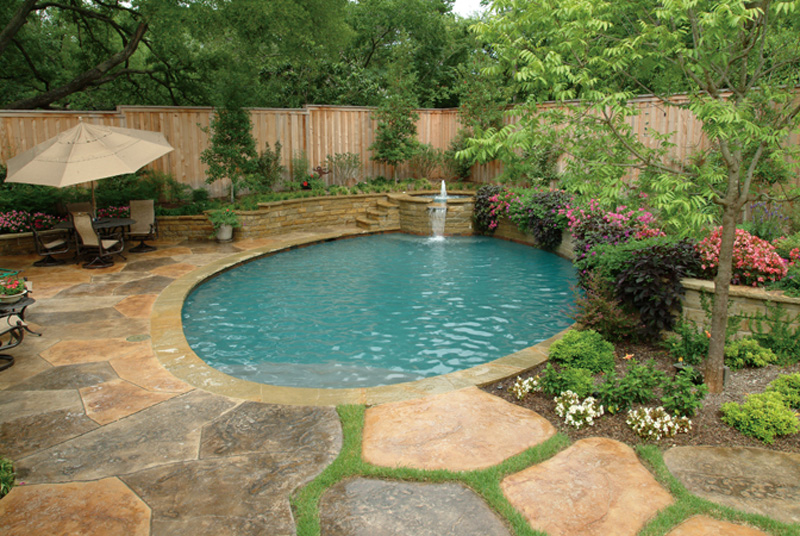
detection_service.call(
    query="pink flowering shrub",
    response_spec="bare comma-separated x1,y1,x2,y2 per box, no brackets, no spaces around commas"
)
0,210,63,234
696,227,788,286
97,206,130,219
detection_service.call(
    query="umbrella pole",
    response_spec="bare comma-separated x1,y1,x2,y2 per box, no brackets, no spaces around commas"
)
91,182,96,218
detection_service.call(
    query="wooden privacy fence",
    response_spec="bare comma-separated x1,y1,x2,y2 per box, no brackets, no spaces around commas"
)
1,96,798,198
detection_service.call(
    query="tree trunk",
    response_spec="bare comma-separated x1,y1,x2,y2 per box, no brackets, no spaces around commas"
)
0,0,38,58
704,206,738,393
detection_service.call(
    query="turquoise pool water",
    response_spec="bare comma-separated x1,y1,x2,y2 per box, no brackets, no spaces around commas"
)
182,234,577,388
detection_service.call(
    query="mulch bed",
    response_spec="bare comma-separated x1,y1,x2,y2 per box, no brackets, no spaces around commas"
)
482,342,800,453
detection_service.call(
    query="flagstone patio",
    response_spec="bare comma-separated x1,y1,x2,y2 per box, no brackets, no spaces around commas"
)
0,227,797,535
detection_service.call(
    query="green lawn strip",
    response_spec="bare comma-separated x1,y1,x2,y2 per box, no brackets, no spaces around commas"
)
635,445,800,536
291,404,570,536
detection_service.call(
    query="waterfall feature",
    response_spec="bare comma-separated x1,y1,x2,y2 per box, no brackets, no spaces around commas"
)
428,180,448,240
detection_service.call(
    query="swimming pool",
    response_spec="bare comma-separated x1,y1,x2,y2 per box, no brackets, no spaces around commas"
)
182,234,577,388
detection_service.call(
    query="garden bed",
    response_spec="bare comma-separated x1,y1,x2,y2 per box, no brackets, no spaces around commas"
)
482,342,800,454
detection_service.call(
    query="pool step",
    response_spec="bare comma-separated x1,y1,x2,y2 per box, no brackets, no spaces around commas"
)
358,199,400,231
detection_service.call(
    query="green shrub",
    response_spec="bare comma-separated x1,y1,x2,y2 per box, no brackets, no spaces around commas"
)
724,338,778,370
326,152,362,186
767,263,800,298
767,373,800,409
661,367,708,417
248,142,284,193
570,272,646,342
539,364,595,398
663,317,710,366
721,391,800,444
408,144,444,180
0,456,13,498
548,329,615,374
749,303,800,363
597,359,664,414
772,231,800,259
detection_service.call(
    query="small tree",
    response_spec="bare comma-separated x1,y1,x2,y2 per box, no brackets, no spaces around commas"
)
470,0,800,393
200,105,257,203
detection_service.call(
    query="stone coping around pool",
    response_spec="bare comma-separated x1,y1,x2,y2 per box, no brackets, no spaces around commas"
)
151,229,571,407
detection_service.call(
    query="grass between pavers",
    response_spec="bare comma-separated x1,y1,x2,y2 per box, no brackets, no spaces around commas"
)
291,404,569,536
291,405,799,536
636,445,800,536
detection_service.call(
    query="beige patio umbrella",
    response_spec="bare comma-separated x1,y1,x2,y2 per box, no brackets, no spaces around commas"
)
5,119,174,214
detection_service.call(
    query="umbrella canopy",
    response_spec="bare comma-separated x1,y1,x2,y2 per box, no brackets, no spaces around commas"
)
5,121,174,188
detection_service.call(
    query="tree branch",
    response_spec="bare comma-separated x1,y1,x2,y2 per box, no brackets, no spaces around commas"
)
4,22,148,109
0,0,39,58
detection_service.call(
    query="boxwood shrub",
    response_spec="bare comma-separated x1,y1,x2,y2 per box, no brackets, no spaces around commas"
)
548,329,615,374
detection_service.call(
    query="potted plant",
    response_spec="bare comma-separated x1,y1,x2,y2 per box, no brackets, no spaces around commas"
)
207,207,241,242
0,276,27,304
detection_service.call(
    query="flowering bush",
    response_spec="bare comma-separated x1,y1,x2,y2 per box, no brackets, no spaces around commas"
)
508,189,572,250
473,185,504,232
554,390,604,429
97,206,130,219
626,407,692,440
696,227,788,286
0,210,63,233
509,375,540,400
0,277,26,296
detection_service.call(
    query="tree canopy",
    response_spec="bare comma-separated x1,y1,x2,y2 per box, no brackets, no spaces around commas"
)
0,0,480,110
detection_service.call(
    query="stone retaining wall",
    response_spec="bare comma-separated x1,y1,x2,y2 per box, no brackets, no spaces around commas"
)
681,278,800,337
492,218,575,261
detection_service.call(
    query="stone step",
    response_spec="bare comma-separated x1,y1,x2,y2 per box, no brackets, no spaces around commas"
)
356,216,380,230
377,200,399,210
367,208,388,220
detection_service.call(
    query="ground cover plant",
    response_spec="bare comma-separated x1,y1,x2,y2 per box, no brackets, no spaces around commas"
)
0,456,13,498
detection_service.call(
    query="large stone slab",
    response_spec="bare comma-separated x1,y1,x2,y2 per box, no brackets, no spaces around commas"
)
0,389,82,424
113,294,158,318
199,401,342,464
79,378,178,425
122,454,311,536
6,362,118,391
0,408,97,459
665,515,768,536
362,387,555,471
16,390,237,483
0,477,150,536
501,437,674,536
40,338,149,366
29,306,124,326
113,275,174,295
319,478,511,536
664,446,800,524
109,346,192,393
150,262,197,279
40,318,150,340
122,257,178,272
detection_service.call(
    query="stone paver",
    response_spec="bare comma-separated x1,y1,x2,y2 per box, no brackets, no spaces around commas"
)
39,338,149,366
664,446,800,525
6,361,118,391
665,515,769,536
79,378,178,424
362,386,555,471
501,437,674,536
108,346,192,393
0,478,151,536
113,294,158,318
16,390,237,483
319,478,511,536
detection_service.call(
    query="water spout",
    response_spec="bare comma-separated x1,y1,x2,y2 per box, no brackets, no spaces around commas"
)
429,180,448,240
